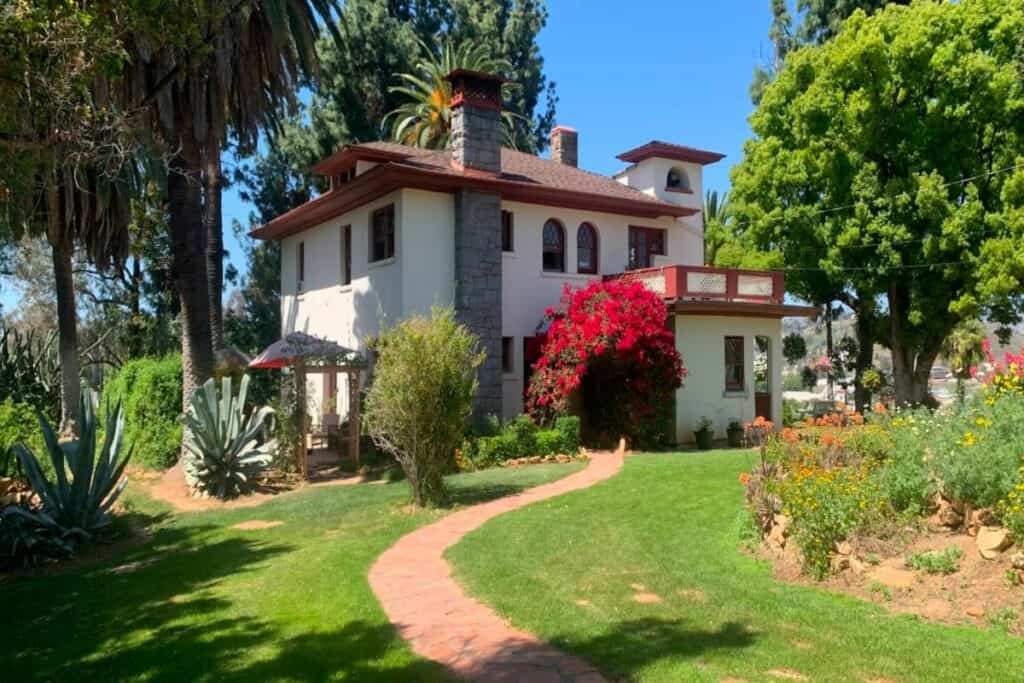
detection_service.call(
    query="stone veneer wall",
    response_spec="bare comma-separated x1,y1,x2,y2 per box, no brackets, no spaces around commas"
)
551,128,578,167
453,189,503,420
451,105,502,174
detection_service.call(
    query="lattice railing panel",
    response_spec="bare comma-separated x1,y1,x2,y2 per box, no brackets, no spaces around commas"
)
737,274,774,298
686,271,727,296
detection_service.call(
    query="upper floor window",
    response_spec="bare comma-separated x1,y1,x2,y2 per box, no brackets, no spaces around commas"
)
341,225,351,285
370,204,395,263
725,336,745,392
501,210,514,252
666,166,691,192
576,222,598,274
542,219,565,272
297,241,305,291
501,336,514,374
628,226,666,270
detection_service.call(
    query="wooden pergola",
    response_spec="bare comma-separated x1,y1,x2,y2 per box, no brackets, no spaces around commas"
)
249,332,366,479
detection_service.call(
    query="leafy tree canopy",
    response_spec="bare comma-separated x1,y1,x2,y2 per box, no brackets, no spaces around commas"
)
731,0,1024,404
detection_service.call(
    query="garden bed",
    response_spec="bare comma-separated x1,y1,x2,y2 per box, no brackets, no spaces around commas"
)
759,515,1024,635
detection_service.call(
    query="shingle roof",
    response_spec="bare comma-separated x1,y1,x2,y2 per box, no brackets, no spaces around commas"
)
253,140,698,240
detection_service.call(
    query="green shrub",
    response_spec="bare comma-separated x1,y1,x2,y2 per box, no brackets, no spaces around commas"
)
101,355,183,470
783,374,804,392
474,433,519,465
535,429,564,455
0,399,48,480
364,307,484,507
782,399,801,427
553,416,581,452
905,545,963,575
504,414,538,456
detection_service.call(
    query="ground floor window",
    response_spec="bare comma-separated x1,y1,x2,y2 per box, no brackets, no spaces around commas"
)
502,336,514,374
628,226,666,270
725,335,745,392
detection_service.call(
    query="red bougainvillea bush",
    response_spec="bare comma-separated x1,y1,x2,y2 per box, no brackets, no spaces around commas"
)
526,280,685,447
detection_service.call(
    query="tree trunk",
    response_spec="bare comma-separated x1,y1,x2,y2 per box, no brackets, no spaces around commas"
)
50,231,80,436
887,280,939,406
168,121,214,409
204,154,224,354
852,300,875,413
825,302,834,401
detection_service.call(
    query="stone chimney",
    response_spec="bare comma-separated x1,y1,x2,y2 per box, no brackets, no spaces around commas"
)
444,70,505,421
446,69,505,175
551,126,578,167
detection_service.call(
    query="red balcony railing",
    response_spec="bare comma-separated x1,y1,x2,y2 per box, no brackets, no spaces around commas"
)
607,265,785,305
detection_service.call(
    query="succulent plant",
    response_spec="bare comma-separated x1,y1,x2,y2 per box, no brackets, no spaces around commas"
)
13,390,131,537
183,375,274,499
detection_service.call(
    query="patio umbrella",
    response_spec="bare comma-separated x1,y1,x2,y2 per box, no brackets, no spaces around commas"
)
249,331,363,369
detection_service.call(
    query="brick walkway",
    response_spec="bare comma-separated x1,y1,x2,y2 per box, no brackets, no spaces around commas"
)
368,450,625,682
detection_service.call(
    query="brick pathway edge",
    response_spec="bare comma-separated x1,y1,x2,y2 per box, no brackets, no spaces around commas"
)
368,449,625,682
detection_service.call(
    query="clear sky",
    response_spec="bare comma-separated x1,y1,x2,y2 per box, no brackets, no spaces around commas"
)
219,0,776,283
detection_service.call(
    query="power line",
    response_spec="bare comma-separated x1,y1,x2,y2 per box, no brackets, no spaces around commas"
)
724,160,1024,233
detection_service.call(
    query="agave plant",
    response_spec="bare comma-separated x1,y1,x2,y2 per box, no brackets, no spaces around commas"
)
183,375,274,499
13,390,131,536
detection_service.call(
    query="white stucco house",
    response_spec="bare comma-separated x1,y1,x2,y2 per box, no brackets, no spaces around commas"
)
252,70,815,444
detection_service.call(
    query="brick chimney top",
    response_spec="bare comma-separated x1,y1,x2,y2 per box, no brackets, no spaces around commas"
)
551,126,578,167
446,70,505,174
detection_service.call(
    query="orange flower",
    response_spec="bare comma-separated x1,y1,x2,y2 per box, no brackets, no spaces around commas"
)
738,472,751,485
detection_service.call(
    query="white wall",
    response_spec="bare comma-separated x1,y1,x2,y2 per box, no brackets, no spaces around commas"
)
673,314,783,443
279,188,456,418
615,158,704,221
498,200,701,418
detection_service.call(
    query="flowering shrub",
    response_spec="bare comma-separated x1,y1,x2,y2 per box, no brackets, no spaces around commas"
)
996,460,1024,541
526,280,685,447
984,341,1024,396
780,462,883,579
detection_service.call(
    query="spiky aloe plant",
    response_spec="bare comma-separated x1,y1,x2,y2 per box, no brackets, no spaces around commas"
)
183,375,274,499
13,390,131,537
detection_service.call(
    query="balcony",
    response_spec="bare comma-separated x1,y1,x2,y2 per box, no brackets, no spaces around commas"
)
607,265,786,305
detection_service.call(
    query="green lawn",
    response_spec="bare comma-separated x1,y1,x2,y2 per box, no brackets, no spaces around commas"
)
447,451,1024,682
3,463,582,682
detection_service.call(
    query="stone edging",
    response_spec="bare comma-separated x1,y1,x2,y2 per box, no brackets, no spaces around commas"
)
368,451,625,682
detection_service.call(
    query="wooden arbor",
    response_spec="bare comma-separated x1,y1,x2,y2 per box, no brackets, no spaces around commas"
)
250,332,366,478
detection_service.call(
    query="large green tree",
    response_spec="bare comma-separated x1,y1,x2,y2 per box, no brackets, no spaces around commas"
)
731,0,1024,406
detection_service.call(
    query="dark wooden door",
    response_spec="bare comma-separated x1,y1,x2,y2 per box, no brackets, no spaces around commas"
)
755,392,772,422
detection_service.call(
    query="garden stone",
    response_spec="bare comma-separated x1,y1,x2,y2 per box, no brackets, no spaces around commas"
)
1011,552,1024,570
768,514,790,549
835,541,852,556
932,495,964,528
976,526,1012,560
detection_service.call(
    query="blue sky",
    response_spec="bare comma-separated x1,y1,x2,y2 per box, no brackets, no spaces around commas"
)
219,0,776,284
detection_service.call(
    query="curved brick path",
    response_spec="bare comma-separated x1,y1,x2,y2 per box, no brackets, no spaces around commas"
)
368,450,624,682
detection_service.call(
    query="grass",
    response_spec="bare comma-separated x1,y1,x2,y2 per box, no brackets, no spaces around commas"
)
905,546,964,575
447,451,1024,682
1,462,583,681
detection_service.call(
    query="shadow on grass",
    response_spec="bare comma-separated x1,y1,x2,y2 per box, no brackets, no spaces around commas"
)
557,618,759,678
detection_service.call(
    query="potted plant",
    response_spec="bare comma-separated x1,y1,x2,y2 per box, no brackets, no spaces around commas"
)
726,418,745,447
693,417,714,450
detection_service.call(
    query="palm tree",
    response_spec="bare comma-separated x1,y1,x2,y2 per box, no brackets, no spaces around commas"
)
385,39,522,149
702,189,731,265
115,0,338,405
942,320,988,405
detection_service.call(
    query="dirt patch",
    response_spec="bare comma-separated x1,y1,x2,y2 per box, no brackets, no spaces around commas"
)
632,591,662,604
766,669,809,681
231,520,283,530
143,461,375,512
789,639,814,650
758,526,1023,636
574,599,593,607
108,554,163,575
677,588,707,602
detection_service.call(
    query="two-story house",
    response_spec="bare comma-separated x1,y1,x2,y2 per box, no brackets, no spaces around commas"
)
252,70,815,444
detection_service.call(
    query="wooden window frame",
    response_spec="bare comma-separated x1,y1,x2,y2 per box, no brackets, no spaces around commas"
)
370,204,396,263
501,210,514,252
341,225,352,285
576,222,599,274
628,226,667,270
725,336,745,393
542,219,566,273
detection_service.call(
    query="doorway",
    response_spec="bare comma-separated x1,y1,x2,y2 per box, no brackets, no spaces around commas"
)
754,335,772,422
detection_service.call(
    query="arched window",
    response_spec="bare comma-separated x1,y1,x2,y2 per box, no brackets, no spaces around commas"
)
576,222,598,274
542,219,565,272
666,166,690,192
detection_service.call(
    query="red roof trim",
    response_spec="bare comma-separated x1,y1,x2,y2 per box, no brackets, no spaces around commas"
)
617,140,725,166
310,145,412,176
252,164,696,241
670,300,817,318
